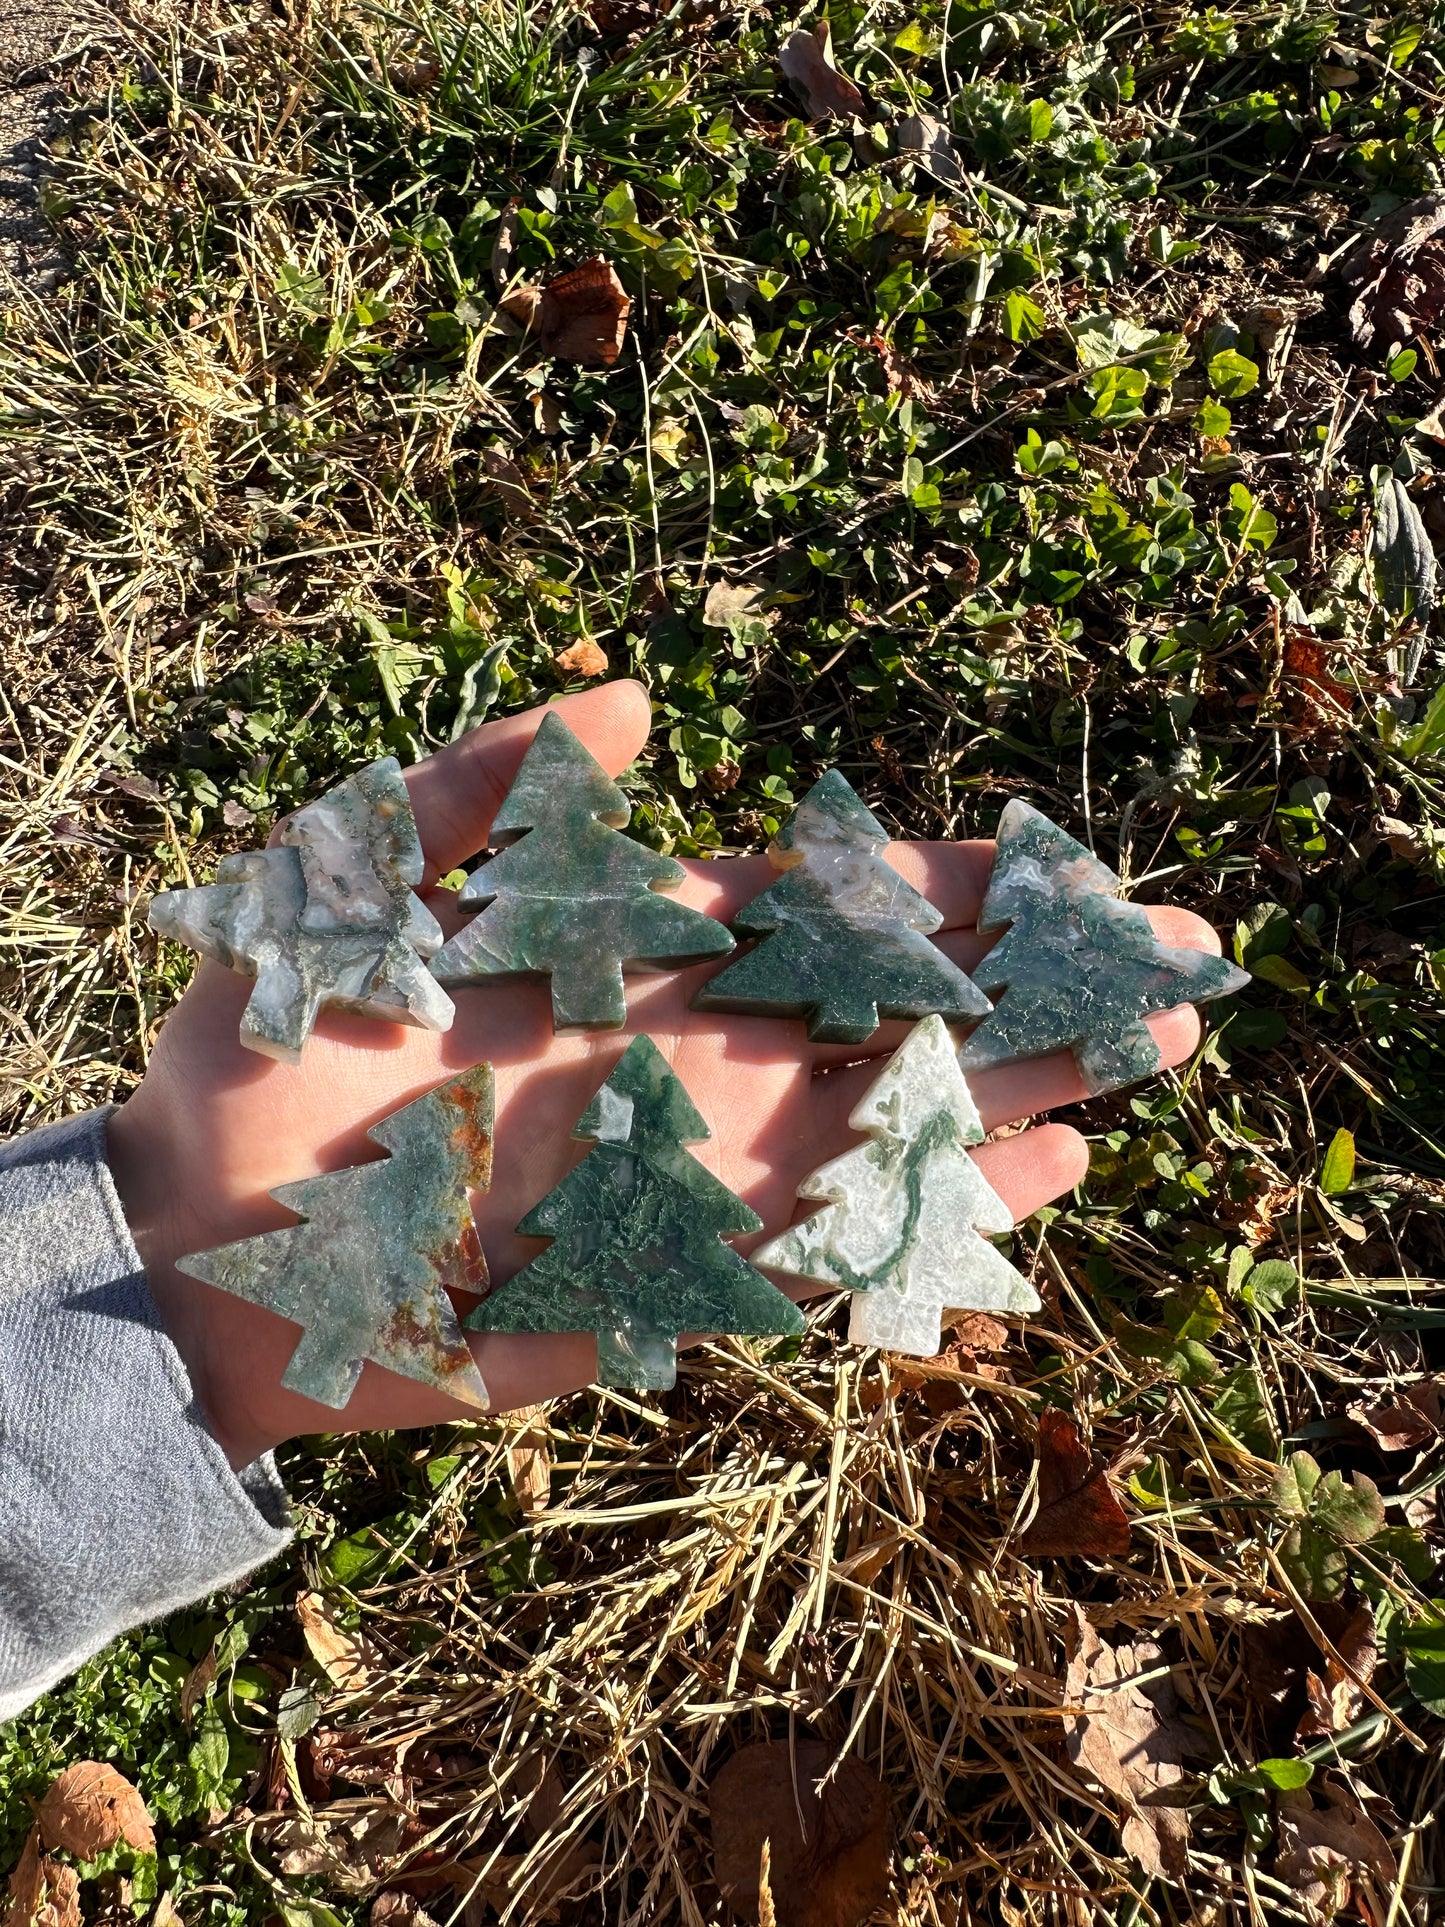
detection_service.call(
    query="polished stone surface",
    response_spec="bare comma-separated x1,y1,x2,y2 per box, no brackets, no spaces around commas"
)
958,802,1250,1094
149,757,452,1063
693,769,989,1044
468,1036,803,1390
430,710,734,1029
752,1016,1038,1355
179,1066,493,1411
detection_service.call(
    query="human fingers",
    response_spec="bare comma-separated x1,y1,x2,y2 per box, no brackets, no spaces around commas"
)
405,679,653,879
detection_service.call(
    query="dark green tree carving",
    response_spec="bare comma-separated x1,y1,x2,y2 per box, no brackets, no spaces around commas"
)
469,1036,802,1390
430,711,733,1028
959,802,1250,1094
693,768,989,1044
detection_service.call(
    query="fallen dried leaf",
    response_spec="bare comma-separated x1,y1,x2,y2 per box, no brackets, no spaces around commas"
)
528,257,630,366
1348,1379,1442,1451
1282,630,1351,731
1338,190,1445,351
897,112,965,186
480,446,534,520
296,1592,376,1691
778,22,866,121
588,0,656,32
1276,1774,1398,1924
847,329,933,402
948,1311,1009,1351
3,1830,80,1927
499,284,542,331
702,580,766,629
371,1894,441,1927
151,1892,185,1927
552,640,609,682
1019,1408,1132,1558
391,54,441,92
710,1742,890,1927
36,1763,156,1859
181,1645,217,1725
1063,1609,1195,1879
1297,1604,1378,1740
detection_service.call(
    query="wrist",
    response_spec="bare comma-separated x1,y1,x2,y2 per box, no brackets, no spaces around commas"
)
106,1102,287,1470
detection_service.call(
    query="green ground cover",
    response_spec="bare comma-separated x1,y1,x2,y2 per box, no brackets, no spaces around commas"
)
2,0,1445,1920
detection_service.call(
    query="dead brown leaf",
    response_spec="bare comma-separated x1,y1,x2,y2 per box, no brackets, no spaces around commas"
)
777,22,866,122
709,1741,890,1927
480,446,534,520
1347,1379,1442,1452
181,1646,217,1726
702,580,766,630
552,640,608,683
526,257,629,366
1062,1609,1195,1879
847,330,934,402
391,55,441,93
588,0,656,32
1276,1774,1398,1924
36,1762,156,1859
948,1311,1009,1351
1019,1408,1132,1559
296,1591,376,1691
897,112,965,186
3,1830,80,1927
1338,190,1445,352
499,284,542,331
371,1895,440,1927
1297,1605,1378,1740
151,1892,185,1927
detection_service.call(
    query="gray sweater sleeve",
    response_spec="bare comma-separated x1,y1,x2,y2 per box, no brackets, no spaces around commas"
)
0,1109,292,1721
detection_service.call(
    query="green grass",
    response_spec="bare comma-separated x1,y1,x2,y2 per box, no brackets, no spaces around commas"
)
2,0,1445,1920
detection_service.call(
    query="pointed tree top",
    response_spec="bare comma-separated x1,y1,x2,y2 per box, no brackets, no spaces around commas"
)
574,1035,711,1146
848,1014,985,1147
367,1063,495,1188
772,768,890,867
282,754,426,902
978,800,1123,931
492,709,631,844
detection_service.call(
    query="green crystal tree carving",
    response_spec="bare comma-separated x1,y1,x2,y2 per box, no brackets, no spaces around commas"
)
178,1066,494,1410
959,802,1250,1094
692,768,989,1044
429,710,734,1028
469,1036,803,1390
752,1016,1039,1356
149,756,453,1063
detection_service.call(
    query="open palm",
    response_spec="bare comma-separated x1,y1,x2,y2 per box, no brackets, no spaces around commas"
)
108,682,1223,1469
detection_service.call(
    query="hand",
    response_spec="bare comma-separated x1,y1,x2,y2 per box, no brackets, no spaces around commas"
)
108,682,1224,1469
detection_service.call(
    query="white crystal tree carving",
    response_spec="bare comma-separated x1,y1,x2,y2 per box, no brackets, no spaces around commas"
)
751,1015,1040,1355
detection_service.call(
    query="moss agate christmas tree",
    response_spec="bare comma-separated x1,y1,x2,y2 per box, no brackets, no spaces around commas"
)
959,802,1250,1095
469,1036,802,1390
178,1066,493,1410
693,769,988,1044
149,756,452,1062
429,711,734,1029
752,1016,1038,1356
